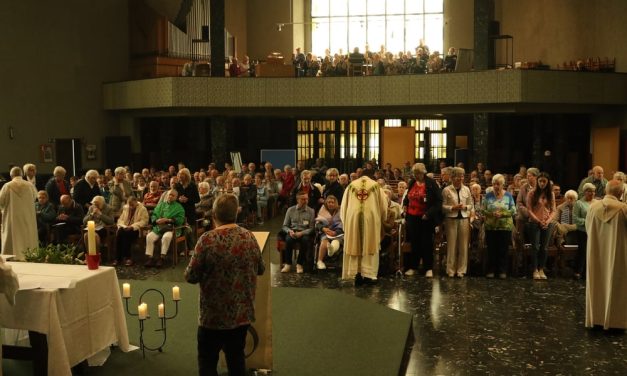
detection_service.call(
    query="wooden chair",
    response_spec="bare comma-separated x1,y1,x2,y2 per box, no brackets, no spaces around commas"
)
348,62,364,76
169,224,190,268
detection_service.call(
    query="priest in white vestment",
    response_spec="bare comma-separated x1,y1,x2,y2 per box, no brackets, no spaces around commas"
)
0,255,20,376
341,176,387,284
0,167,38,261
585,179,627,330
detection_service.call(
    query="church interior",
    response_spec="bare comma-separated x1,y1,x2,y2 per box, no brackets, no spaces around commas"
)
1,0,626,375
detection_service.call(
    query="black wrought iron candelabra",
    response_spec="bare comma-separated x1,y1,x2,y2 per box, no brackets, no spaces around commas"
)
123,288,180,358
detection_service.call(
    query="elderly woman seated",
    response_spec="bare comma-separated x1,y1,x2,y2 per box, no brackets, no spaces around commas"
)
195,181,214,229
115,196,149,266
314,195,343,270
83,195,115,252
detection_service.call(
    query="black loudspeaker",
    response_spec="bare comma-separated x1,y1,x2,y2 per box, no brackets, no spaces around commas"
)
201,25,209,41
489,20,500,36
272,287,413,376
455,148,469,168
105,137,132,169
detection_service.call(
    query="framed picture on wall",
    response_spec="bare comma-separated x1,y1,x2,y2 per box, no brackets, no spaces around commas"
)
40,144,54,163
86,144,97,160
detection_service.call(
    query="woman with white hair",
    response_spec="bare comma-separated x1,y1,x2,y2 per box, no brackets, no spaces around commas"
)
322,168,344,204
45,165,71,207
315,195,343,270
481,174,516,279
441,167,473,278
73,169,100,209
402,163,443,278
23,163,41,190
83,195,115,258
573,182,596,279
108,166,133,215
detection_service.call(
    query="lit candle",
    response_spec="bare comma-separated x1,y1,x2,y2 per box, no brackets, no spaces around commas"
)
122,283,131,298
172,286,180,301
87,220,97,255
158,303,165,318
138,303,147,320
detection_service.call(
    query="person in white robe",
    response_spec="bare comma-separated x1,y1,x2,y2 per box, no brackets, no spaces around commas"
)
585,179,627,330
0,167,38,260
0,255,19,374
340,175,387,284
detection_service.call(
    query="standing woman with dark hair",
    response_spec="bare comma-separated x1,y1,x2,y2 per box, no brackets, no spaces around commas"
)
402,163,443,278
526,172,556,280
185,193,265,376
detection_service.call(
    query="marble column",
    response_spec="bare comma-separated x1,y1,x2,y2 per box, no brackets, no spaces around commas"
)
210,0,225,77
472,113,489,169
474,0,494,70
210,117,231,167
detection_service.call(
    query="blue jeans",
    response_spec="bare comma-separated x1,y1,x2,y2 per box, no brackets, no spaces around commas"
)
527,222,554,270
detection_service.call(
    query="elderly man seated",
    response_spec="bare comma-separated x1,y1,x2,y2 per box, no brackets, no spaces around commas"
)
551,189,578,248
142,181,162,211
280,190,315,274
35,190,56,245
82,195,115,253
53,194,85,244
144,189,186,268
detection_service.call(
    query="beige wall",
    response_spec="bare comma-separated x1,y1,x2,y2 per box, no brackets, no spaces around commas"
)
496,0,627,72
0,0,128,174
444,0,474,52
247,0,294,61
226,0,248,59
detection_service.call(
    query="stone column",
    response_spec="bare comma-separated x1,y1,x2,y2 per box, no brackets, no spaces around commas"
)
210,0,225,77
474,0,493,70
472,113,489,169
210,117,231,167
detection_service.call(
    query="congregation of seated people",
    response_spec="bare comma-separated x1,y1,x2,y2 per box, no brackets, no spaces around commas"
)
6,157,624,278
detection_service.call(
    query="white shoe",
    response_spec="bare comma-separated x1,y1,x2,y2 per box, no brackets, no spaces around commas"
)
539,269,547,280
404,269,416,276
296,264,304,274
448,273,455,278
425,270,433,278
316,260,327,270
457,273,465,278
280,264,291,273
533,270,541,280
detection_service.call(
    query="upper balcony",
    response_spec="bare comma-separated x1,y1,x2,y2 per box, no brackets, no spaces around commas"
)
103,69,627,117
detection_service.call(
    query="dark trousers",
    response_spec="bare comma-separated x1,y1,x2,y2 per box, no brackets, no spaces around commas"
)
284,235,311,265
576,230,588,277
486,230,511,274
115,228,139,261
197,325,249,376
403,214,434,270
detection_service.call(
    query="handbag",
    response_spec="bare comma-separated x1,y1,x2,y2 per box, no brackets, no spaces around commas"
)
158,223,174,232
401,241,412,253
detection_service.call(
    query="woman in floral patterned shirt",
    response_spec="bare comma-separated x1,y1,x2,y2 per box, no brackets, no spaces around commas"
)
185,193,265,376
481,174,517,279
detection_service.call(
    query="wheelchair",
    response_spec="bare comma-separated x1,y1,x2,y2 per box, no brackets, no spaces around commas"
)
312,219,344,272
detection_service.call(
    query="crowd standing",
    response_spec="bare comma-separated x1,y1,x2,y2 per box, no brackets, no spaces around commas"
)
0,158,625,332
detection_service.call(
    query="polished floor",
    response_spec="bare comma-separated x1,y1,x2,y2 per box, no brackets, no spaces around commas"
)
263,217,627,375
